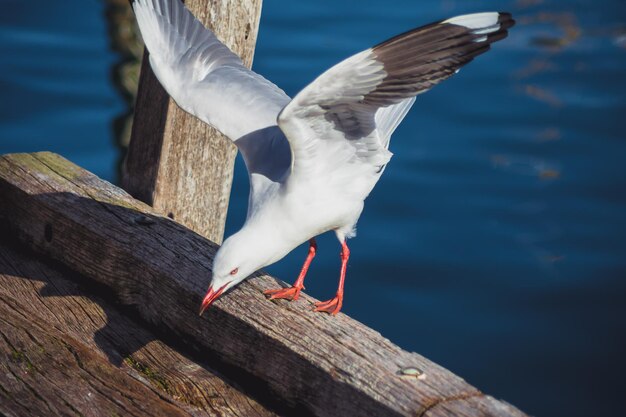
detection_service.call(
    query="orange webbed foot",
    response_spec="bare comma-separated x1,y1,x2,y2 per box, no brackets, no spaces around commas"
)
264,285,304,301
314,296,343,315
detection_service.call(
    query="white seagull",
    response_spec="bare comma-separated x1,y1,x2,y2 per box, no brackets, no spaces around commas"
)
132,0,514,315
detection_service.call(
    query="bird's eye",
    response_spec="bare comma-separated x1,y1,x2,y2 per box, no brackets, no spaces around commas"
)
229,268,238,275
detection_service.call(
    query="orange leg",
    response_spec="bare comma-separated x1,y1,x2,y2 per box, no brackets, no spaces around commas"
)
264,238,317,301
314,241,350,315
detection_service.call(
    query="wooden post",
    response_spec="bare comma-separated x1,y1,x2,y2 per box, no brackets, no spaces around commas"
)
0,152,529,417
121,0,262,244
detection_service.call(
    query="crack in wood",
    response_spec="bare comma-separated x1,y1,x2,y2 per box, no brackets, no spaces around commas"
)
417,392,485,417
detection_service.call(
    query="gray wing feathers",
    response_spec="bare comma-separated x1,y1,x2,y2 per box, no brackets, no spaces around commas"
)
279,12,515,179
364,12,515,106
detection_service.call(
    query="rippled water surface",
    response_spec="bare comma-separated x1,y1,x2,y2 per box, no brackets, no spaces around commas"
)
1,1,625,416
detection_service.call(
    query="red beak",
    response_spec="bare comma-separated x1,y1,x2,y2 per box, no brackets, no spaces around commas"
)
199,283,228,316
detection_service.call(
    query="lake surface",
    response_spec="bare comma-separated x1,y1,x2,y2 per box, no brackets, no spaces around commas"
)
1,0,625,416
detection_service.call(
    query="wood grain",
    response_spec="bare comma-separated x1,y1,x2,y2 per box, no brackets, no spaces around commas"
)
0,238,277,416
423,395,530,417
0,152,529,417
122,0,263,244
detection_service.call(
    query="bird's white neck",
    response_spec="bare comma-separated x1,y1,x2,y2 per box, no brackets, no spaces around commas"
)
237,215,300,269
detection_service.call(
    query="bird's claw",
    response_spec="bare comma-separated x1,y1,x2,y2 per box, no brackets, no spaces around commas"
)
264,286,303,301
314,296,342,315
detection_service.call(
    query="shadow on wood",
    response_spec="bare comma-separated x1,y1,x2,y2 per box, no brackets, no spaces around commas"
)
0,152,529,417
0,237,281,416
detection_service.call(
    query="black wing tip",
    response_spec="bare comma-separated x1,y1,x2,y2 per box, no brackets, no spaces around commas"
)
497,12,516,31
363,11,516,108
373,12,515,52
445,12,516,45
490,12,516,44
445,11,516,34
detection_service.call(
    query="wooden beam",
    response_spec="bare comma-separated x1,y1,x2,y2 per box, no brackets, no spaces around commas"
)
0,299,191,417
121,0,263,244
0,152,529,417
0,239,277,416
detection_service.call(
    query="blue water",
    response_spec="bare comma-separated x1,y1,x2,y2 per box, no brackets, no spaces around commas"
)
1,1,625,416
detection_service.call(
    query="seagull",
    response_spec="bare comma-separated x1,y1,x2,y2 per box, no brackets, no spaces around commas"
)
132,0,514,315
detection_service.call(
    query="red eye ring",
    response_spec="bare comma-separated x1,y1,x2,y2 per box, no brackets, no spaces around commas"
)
229,268,238,275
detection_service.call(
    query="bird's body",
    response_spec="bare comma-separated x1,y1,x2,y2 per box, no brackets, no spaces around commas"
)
132,0,514,314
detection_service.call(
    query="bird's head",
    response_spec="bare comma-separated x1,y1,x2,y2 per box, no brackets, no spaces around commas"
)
199,231,271,315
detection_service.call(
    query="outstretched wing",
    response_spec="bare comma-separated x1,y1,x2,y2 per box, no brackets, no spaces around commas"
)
277,12,515,182
133,0,291,174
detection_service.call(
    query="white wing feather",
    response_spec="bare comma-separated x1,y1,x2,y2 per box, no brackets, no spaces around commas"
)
375,97,417,149
133,0,290,142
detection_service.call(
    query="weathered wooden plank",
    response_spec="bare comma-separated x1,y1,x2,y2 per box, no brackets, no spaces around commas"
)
0,152,529,417
0,238,278,417
122,0,263,243
424,395,529,417
0,266,193,416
